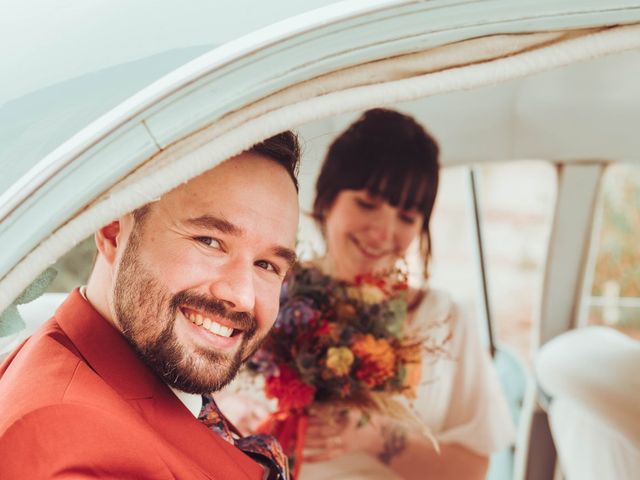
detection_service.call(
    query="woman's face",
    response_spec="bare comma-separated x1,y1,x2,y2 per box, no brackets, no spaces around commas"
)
323,189,424,281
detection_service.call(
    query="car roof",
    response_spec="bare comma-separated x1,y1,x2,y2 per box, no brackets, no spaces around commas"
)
1,0,639,313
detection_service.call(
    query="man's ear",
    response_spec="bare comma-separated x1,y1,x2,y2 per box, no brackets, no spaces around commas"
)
95,220,122,265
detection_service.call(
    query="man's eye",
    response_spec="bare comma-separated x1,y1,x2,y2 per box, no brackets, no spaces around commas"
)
195,237,222,249
255,260,280,275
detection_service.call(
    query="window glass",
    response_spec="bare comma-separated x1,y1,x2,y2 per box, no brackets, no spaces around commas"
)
46,236,95,292
429,162,556,480
430,162,556,364
428,166,481,334
584,164,640,339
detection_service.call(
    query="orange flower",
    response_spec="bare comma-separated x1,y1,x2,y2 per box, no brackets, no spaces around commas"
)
335,302,357,320
351,334,396,387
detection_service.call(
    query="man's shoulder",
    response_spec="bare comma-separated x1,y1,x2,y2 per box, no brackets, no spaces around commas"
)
0,402,173,478
0,317,118,431
0,329,169,477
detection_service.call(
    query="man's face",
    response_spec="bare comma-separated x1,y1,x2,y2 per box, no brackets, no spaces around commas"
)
110,152,299,393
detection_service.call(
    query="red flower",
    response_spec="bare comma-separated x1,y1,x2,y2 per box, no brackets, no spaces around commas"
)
355,273,387,290
314,319,331,337
265,364,316,411
340,382,352,397
392,281,409,291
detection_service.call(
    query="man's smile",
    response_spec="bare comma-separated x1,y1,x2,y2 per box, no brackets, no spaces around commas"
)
180,306,243,339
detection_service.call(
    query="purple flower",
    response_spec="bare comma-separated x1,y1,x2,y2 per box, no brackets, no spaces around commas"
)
248,349,279,377
279,279,291,303
275,298,317,333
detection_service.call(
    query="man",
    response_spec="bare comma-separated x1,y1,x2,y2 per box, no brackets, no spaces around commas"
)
0,132,300,479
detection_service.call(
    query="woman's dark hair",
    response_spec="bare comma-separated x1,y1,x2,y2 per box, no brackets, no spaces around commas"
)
313,108,440,276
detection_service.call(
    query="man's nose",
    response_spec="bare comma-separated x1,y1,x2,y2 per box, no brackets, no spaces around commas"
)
208,258,256,313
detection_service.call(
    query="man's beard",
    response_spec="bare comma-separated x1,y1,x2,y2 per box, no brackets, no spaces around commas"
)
112,226,265,394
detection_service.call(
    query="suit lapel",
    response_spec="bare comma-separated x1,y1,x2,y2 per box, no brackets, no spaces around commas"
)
56,290,264,479
139,389,264,479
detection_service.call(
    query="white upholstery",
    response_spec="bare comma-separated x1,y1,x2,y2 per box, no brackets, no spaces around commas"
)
535,326,640,480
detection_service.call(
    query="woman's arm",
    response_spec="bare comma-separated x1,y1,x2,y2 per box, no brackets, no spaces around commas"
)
379,423,489,480
303,407,488,480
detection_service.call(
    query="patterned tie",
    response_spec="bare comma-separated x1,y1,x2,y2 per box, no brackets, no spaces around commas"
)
199,393,289,480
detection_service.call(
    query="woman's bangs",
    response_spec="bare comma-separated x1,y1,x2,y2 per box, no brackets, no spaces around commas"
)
365,167,434,213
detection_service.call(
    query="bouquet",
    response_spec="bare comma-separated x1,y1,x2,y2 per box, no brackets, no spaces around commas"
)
247,265,429,476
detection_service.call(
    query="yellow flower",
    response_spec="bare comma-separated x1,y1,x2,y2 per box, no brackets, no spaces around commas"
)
346,284,386,304
325,347,355,376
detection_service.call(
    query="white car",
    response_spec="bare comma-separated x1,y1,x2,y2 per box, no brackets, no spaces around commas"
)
1,1,639,479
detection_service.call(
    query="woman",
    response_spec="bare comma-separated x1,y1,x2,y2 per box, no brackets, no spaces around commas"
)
220,108,515,479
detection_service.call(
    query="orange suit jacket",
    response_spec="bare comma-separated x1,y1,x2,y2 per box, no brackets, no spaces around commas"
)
0,289,265,479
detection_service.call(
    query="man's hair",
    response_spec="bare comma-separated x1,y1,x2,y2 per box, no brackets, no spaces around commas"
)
249,131,300,191
132,130,300,223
